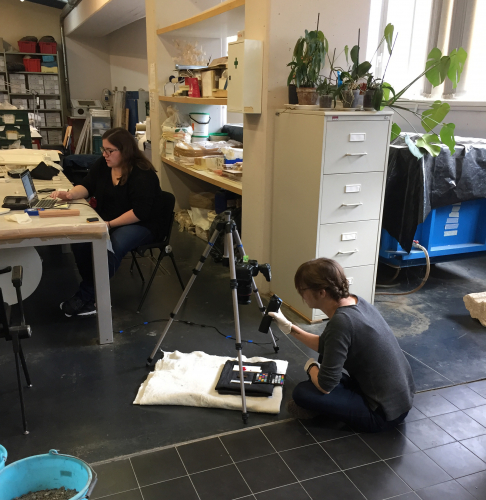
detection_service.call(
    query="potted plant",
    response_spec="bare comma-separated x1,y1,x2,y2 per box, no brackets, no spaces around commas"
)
316,76,335,108
287,27,328,105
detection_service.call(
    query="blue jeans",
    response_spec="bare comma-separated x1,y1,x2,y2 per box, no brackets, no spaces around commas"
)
293,374,409,433
71,224,154,302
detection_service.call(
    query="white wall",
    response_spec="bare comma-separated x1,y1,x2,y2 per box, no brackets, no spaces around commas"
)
0,0,61,47
108,18,148,90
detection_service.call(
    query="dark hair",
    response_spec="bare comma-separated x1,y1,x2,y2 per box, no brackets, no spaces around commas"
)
294,258,350,302
102,127,156,185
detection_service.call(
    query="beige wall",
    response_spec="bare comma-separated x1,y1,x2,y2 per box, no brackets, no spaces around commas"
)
108,19,148,90
0,0,61,47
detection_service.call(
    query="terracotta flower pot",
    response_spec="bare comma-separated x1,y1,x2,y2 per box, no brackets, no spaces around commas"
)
296,87,318,105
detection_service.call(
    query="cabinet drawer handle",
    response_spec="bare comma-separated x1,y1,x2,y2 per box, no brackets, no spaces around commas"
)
345,152,368,156
340,202,363,208
337,249,359,255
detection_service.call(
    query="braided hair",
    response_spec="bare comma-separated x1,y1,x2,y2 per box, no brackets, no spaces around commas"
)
294,258,350,302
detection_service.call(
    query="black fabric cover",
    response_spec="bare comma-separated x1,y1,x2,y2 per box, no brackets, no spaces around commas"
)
7,62,25,73
383,135,486,253
215,360,277,397
222,124,243,143
39,36,56,43
31,162,59,180
20,36,38,42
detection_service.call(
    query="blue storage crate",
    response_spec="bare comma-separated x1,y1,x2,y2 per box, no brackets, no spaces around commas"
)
379,198,486,267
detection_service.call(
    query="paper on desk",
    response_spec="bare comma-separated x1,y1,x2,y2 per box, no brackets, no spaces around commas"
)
5,213,32,224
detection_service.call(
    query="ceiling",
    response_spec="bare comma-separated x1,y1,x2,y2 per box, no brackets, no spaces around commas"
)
64,0,146,37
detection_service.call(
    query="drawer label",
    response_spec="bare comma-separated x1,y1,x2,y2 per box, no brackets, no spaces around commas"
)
446,218,457,224
345,184,361,193
448,212,459,218
445,224,459,230
451,205,460,212
349,133,366,142
341,232,357,241
444,230,458,236
347,277,354,285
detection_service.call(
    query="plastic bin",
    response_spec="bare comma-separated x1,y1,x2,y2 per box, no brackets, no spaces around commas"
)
18,41,37,53
23,58,41,72
39,42,57,54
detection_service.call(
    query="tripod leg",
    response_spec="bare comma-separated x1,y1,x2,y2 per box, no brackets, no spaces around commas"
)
232,229,279,353
147,226,222,365
225,213,248,424
12,333,29,434
18,341,32,387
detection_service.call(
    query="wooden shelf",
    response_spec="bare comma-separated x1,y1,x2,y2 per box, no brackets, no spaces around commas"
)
159,95,227,105
6,52,57,57
162,156,242,195
156,0,244,38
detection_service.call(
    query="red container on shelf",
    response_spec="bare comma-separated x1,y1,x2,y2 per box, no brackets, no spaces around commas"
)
23,58,41,72
18,40,37,53
39,42,57,54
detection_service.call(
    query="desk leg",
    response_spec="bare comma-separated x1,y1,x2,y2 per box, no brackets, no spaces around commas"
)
92,237,113,344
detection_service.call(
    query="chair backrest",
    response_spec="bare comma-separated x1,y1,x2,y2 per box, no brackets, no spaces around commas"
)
158,190,176,243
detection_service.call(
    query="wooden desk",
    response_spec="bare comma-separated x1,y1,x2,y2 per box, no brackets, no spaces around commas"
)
0,173,113,344
162,156,242,195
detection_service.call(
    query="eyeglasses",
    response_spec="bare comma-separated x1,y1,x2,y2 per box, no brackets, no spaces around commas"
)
100,147,119,155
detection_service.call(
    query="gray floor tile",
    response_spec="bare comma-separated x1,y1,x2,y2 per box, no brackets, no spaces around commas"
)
321,435,380,470
457,470,486,499
280,443,339,480
387,451,452,490
302,471,363,500
130,448,186,486
220,428,275,463
101,491,143,500
406,406,428,422
236,453,296,494
461,434,486,461
467,381,486,398
424,442,486,479
398,419,455,450
345,461,411,500
413,392,459,417
255,483,310,500
299,417,354,442
91,460,139,499
390,494,421,499
177,438,232,474
436,385,486,410
431,411,486,441
141,476,198,500
416,480,476,500
360,427,419,459
464,405,486,427
260,420,315,452
190,464,251,500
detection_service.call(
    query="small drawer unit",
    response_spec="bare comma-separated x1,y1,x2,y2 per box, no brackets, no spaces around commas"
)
272,110,392,322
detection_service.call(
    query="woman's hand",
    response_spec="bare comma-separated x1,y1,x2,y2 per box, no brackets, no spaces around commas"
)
268,310,293,334
50,190,72,200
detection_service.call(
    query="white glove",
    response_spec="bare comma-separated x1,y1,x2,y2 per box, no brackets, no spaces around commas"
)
304,358,319,374
268,310,292,334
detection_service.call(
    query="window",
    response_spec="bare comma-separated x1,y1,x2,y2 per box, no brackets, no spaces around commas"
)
367,0,483,100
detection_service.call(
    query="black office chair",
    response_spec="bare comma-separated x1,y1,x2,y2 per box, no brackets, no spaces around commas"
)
130,191,185,313
0,265,32,435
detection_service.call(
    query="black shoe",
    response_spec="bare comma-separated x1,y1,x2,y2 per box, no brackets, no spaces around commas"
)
60,294,97,317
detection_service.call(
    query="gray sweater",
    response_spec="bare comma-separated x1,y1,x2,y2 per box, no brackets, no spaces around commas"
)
317,296,415,421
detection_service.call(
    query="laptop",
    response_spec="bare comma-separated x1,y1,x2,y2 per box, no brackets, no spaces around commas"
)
20,169,58,209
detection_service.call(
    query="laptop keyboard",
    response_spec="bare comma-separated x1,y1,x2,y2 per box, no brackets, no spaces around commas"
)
35,198,57,209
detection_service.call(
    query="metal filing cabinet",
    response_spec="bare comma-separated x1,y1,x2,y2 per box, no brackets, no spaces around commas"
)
271,109,393,321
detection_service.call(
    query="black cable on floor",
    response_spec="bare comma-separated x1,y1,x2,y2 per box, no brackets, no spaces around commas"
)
114,318,279,347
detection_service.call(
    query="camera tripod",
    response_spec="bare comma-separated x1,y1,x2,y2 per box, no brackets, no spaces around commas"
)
147,211,279,424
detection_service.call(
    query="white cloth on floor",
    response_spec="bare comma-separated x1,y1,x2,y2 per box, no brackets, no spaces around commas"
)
133,350,288,414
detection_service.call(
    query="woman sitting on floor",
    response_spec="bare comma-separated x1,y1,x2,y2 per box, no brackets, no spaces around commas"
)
51,127,165,317
269,258,415,432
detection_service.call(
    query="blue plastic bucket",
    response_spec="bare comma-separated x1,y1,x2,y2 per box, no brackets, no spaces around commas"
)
0,448,97,500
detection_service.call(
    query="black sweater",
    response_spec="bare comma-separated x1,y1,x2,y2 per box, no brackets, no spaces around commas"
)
317,296,415,421
80,157,164,240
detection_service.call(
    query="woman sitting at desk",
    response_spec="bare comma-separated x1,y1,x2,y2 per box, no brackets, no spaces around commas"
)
51,127,164,317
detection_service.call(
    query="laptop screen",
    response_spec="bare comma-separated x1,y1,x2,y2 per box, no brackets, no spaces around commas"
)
21,170,37,204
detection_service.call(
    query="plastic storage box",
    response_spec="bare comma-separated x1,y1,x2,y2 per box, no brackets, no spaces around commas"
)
23,58,41,72
18,41,37,53
39,42,57,54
